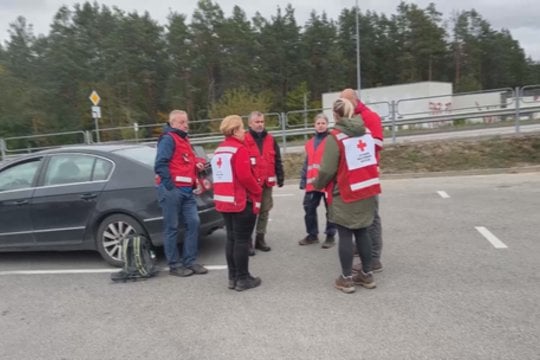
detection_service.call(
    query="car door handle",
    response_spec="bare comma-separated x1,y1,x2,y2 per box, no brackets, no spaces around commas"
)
80,193,98,200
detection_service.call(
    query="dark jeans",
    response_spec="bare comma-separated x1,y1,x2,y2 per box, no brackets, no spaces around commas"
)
222,202,257,281
303,191,336,237
157,184,200,269
337,224,372,276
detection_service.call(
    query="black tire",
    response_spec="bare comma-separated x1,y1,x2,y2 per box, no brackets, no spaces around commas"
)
96,214,146,267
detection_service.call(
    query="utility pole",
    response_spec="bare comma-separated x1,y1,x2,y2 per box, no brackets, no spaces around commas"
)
355,0,361,96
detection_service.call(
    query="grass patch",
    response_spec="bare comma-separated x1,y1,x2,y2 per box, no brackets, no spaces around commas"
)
282,134,540,178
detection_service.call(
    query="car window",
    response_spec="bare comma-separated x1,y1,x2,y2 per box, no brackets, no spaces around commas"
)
92,158,113,181
44,155,95,185
0,159,42,192
113,146,156,167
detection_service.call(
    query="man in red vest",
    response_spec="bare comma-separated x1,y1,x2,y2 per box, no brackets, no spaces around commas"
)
299,113,337,248
154,110,208,277
244,111,285,255
341,89,384,273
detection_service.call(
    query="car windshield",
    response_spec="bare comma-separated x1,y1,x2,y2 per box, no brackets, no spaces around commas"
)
113,146,156,167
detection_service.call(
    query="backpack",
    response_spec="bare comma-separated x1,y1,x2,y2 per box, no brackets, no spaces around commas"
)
111,234,158,282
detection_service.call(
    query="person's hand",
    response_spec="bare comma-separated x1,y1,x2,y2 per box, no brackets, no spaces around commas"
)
196,162,205,171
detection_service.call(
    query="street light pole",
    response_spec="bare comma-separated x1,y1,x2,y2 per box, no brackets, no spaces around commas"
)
355,0,361,96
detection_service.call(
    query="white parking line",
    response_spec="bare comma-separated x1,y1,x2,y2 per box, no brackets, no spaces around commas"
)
0,265,228,276
475,226,508,249
437,190,450,198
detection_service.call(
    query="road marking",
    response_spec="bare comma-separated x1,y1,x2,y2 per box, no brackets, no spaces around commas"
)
0,265,228,276
475,226,508,249
437,190,450,198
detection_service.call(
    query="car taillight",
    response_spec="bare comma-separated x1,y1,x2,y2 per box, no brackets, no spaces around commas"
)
202,178,212,190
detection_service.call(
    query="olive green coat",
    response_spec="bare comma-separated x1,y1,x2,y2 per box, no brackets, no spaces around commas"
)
312,115,376,229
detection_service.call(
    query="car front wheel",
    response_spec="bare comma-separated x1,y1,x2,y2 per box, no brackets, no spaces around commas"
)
96,214,146,267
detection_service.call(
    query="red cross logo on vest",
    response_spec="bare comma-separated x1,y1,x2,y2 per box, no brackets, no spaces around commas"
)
216,157,222,168
357,139,367,152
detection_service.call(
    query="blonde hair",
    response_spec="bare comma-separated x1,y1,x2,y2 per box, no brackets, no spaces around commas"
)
333,98,355,119
220,115,244,136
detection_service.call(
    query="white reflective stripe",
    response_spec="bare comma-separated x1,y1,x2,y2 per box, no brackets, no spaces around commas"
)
335,133,348,140
215,146,238,154
307,164,320,170
254,202,261,209
175,176,192,182
214,194,235,203
307,177,315,184
350,178,380,191
267,176,276,182
374,138,384,148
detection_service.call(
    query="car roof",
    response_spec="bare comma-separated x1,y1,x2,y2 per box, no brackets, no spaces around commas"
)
0,143,155,167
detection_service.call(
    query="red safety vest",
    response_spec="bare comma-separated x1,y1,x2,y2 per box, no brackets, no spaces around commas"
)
244,132,277,187
211,139,261,214
305,136,327,192
155,132,197,187
331,128,381,203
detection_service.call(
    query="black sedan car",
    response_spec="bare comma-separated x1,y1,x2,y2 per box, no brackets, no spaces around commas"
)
0,144,224,266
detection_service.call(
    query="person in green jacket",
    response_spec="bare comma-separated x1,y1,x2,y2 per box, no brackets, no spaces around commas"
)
312,98,379,294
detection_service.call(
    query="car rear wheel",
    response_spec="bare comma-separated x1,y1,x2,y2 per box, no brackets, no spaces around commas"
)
96,214,146,267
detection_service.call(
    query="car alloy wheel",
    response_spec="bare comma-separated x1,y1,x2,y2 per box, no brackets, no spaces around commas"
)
96,214,146,266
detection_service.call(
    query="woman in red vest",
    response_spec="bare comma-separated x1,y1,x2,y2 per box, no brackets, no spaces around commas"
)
312,98,381,294
211,115,263,291
298,113,337,248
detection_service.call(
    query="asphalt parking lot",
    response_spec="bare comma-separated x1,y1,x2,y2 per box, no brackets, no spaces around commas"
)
1,171,539,360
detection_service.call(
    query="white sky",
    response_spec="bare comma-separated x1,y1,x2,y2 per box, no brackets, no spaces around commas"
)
1,0,539,61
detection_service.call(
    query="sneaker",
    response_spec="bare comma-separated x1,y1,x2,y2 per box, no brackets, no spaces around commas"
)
298,235,319,246
235,276,262,291
372,259,383,273
187,264,208,275
169,266,194,277
335,275,355,294
352,271,376,289
321,235,336,249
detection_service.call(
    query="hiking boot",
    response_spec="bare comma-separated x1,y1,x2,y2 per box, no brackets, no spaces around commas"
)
235,276,262,291
335,275,355,294
255,233,271,252
372,259,383,273
228,279,236,290
188,263,208,275
169,266,194,277
321,235,335,249
298,235,319,246
352,271,376,289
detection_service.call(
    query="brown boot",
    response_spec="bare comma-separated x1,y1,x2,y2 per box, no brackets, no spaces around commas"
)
255,233,271,252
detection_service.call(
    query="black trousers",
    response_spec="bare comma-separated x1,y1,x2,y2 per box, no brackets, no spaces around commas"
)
222,202,257,281
337,224,372,276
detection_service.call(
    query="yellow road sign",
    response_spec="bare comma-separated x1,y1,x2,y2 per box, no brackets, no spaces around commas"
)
89,90,101,106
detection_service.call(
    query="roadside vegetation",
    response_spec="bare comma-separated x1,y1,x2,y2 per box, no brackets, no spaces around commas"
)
282,134,540,179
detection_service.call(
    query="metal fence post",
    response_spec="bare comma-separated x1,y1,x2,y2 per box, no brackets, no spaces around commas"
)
0,138,6,161
281,112,287,154
515,86,521,134
391,101,397,144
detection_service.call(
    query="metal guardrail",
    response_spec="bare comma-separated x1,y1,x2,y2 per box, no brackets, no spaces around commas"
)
2,85,540,161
